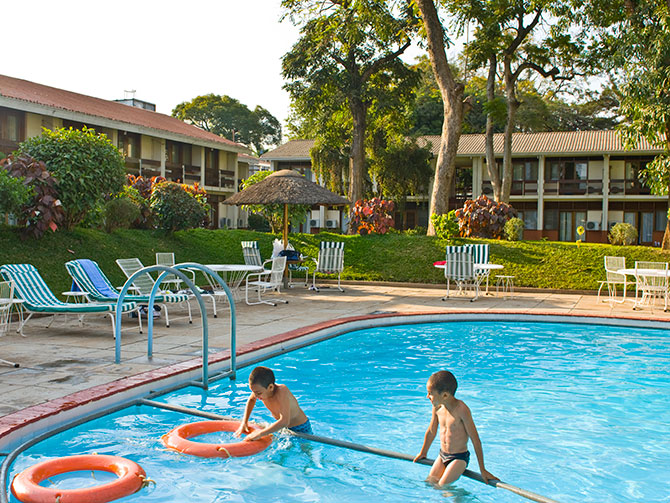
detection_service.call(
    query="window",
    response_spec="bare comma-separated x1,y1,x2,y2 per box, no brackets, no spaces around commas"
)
0,107,25,148
655,210,667,232
521,210,537,230
118,132,140,159
544,209,559,230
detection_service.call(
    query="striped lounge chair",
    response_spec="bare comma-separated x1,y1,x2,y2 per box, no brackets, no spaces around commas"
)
442,251,479,301
0,263,137,336
311,241,345,292
445,244,491,293
66,259,192,328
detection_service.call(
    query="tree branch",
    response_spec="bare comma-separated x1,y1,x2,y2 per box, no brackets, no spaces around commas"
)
361,40,412,82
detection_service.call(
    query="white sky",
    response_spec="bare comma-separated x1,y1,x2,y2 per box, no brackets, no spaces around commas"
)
3,1,302,125
4,1,434,133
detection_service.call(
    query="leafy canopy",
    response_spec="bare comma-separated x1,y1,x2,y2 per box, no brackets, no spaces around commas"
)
172,94,281,155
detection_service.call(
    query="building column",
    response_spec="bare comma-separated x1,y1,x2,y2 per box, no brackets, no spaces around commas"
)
472,157,482,198
160,139,166,178
200,147,205,186
537,155,545,230
602,154,610,229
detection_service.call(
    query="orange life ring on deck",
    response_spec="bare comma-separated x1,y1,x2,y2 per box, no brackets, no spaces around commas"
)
11,454,147,503
161,420,272,458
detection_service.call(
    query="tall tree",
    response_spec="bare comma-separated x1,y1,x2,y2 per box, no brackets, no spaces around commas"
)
415,0,470,235
172,94,281,155
281,0,415,232
601,0,670,249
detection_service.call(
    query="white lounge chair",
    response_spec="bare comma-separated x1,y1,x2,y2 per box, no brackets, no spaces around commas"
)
311,242,345,292
245,256,288,306
442,251,479,302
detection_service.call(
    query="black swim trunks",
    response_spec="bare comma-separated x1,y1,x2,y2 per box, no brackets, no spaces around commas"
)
439,450,470,467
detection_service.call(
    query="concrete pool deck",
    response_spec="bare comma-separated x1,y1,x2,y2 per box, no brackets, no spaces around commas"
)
1,281,668,422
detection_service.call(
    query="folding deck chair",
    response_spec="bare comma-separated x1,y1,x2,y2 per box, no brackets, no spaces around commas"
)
311,241,345,292
442,251,480,301
0,264,137,336
66,259,193,328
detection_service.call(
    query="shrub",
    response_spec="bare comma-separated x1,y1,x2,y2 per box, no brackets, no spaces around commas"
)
0,153,64,239
350,198,395,235
247,213,270,232
608,222,638,246
19,127,126,229
0,168,33,217
125,174,166,229
150,181,208,232
455,195,517,239
103,196,141,233
504,217,525,241
404,226,427,236
431,211,460,241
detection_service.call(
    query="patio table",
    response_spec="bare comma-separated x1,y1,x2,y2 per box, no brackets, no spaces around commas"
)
202,264,264,301
616,267,670,310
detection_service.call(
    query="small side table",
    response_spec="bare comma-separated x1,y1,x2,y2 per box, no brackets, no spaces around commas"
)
62,291,89,303
495,275,515,299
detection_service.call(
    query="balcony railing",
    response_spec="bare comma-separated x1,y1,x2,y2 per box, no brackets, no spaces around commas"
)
544,180,603,196
609,179,651,195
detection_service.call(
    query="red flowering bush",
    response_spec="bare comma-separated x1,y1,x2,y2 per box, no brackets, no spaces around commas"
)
454,195,517,239
350,198,395,235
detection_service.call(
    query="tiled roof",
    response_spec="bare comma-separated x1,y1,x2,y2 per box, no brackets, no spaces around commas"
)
260,139,315,159
0,74,247,151
265,131,661,160
419,130,661,156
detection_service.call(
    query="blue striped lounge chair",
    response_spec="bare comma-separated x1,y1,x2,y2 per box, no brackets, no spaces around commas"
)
311,241,345,292
442,251,479,301
66,259,192,328
0,263,138,336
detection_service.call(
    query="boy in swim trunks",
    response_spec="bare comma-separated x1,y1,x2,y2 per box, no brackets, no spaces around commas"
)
414,370,497,486
234,366,312,441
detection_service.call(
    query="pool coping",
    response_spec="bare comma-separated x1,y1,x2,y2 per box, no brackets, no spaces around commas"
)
1,309,669,452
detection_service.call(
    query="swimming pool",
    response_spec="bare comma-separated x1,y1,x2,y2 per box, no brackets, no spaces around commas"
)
5,320,670,502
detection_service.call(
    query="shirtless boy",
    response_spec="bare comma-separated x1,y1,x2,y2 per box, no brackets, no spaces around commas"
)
414,370,497,486
234,366,312,441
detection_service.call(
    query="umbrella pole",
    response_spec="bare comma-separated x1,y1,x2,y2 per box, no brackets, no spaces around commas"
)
283,203,289,249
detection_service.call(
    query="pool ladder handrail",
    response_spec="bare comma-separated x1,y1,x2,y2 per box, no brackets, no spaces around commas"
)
115,263,236,388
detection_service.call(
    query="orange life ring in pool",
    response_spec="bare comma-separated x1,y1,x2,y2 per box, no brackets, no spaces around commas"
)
11,454,147,503
161,420,272,458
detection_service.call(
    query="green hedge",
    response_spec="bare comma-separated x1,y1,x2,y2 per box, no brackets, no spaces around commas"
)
0,227,668,296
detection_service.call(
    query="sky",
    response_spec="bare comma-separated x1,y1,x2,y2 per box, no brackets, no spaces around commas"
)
3,1,303,125
3,1,435,134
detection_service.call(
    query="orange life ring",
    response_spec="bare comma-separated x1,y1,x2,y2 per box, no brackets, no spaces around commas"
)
11,454,147,503
161,420,272,458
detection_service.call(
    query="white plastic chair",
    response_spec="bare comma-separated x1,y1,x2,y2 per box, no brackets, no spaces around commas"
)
442,251,479,302
311,242,345,292
597,256,627,304
633,261,668,312
245,256,289,306
156,252,195,291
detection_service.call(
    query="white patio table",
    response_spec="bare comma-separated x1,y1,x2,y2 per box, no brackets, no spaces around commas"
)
202,264,264,300
433,263,503,295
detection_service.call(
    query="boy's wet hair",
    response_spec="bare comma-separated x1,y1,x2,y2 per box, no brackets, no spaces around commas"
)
249,366,275,388
428,370,458,395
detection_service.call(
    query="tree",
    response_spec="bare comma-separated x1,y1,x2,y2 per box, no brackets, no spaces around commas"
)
609,1,670,249
281,0,416,232
453,0,584,202
172,95,281,155
369,136,432,229
415,0,469,235
19,127,126,230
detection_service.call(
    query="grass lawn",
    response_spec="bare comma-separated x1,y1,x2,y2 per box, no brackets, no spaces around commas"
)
1,227,669,296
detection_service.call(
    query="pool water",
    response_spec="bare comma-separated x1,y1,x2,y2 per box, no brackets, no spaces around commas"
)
7,321,670,502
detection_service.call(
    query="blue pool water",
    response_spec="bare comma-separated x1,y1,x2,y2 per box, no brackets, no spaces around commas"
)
7,321,670,502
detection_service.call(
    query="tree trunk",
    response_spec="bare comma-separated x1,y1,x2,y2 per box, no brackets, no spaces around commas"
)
416,0,465,236
485,54,501,202
348,96,367,234
501,55,520,203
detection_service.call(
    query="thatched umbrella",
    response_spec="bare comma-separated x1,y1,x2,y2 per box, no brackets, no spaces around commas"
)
223,169,350,248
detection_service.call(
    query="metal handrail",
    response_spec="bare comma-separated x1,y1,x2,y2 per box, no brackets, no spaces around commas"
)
114,263,236,388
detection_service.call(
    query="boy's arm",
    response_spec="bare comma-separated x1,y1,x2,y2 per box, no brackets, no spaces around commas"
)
244,390,291,441
234,395,257,437
413,407,439,462
460,404,498,484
